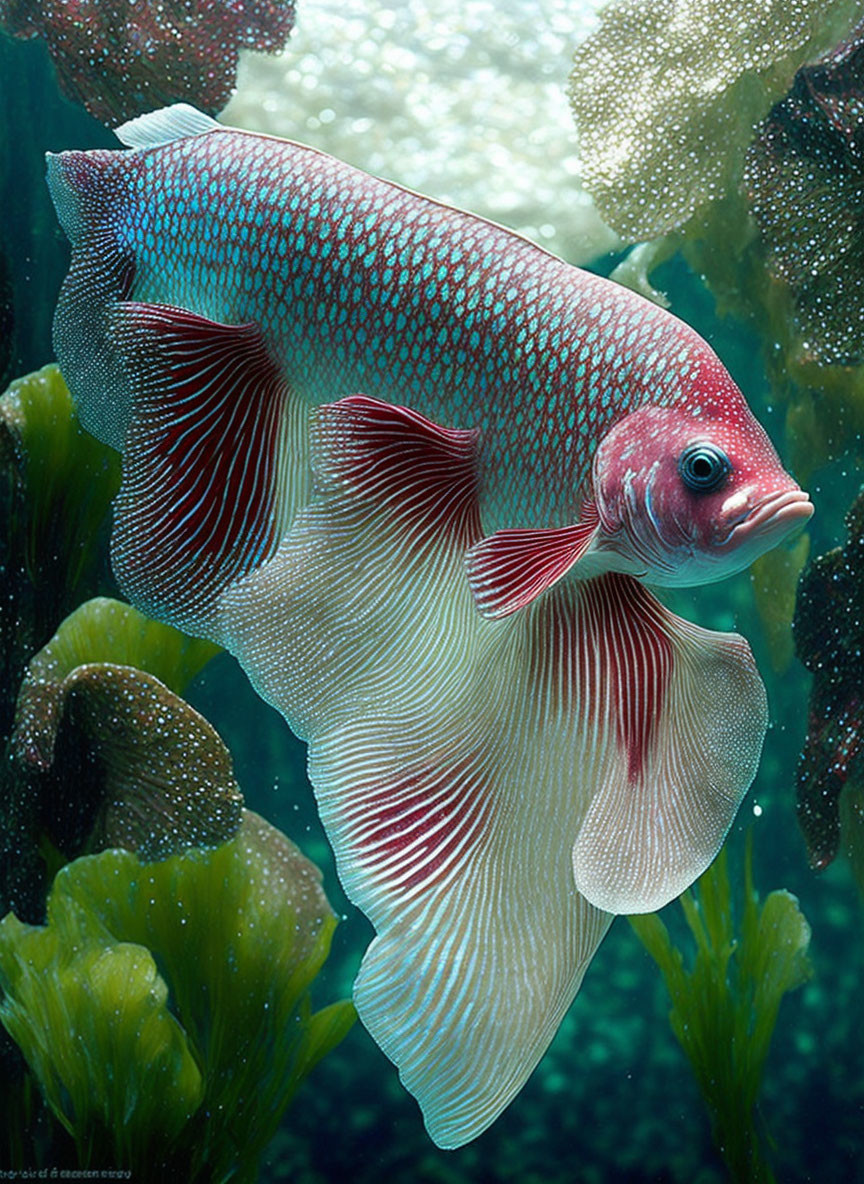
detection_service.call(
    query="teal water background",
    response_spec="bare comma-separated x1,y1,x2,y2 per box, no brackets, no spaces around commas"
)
2,20,863,1184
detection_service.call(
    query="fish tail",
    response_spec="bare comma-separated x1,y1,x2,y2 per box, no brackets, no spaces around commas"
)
46,150,136,451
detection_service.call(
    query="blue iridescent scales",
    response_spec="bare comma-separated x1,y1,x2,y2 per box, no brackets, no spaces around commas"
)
80,113,708,532
46,104,808,1149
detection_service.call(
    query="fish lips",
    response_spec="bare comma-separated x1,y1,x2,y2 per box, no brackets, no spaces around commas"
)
718,487,813,555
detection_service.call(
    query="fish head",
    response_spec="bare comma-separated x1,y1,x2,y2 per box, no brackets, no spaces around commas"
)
590,401,813,586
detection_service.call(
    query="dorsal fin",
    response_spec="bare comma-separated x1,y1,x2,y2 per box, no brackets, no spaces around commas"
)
115,104,220,150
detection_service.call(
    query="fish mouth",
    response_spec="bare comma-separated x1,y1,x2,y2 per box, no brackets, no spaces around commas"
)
720,487,813,549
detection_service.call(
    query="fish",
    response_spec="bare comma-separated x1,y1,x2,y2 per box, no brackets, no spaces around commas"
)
46,104,812,1147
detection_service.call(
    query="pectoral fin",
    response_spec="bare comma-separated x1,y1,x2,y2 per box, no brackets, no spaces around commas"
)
466,502,600,618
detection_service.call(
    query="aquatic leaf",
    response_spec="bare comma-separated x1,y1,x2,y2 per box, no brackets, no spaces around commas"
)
0,811,353,1177
793,491,864,869
0,916,203,1167
745,20,864,366
50,811,353,1178
9,598,239,865
569,0,861,240
19,595,220,700
0,365,120,731
0,0,297,125
630,838,812,1184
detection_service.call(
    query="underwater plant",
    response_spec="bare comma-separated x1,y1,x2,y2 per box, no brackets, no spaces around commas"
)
749,534,810,674
0,364,120,733
3,595,236,921
745,18,864,368
629,838,812,1184
0,810,355,1181
568,1,864,476
0,0,297,124
793,489,864,872
567,0,860,243
0,364,354,1174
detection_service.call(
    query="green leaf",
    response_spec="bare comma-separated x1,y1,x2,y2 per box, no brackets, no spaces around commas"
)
0,917,203,1167
2,810,355,1179
0,364,120,602
21,596,219,697
629,834,812,1184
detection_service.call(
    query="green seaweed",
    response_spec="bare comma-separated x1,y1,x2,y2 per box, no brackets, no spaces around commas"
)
0,921,204,1165
568,0,860,242
0,363,353,1176
0,364,121,735
3,596,233,922
629,837,812,1184
23,594,221,696
0,810,355,1181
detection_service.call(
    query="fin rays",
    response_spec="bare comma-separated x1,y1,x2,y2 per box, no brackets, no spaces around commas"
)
219,395,767,1146
108,302,306,636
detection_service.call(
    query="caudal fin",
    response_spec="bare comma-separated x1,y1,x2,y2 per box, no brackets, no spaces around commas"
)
46,149,136,450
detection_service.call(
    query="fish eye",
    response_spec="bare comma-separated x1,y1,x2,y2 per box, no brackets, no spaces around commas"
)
677,442,731,493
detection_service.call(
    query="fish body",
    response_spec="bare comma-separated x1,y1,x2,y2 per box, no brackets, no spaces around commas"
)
46,105,812,1149
48,106,807,585
52,112,667,530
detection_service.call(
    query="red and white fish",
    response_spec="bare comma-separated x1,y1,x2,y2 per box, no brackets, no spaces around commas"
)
47,104,812,1147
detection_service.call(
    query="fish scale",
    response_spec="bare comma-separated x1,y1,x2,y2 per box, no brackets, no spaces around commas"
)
53,116,706,531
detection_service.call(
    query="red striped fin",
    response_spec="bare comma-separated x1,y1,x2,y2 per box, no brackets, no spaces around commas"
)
108,302,300,637
220,397,767,1146
566,576,766,915
466,502,600,618
313,394,481,547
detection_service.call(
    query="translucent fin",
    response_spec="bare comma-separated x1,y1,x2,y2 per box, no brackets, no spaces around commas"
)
109,301,306,638
466,502,600,618
219,399,613,1147
114,103,220,149
219,398,766,1146
569,577,767,914
220,395,482,736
